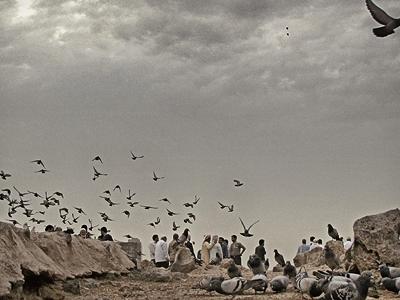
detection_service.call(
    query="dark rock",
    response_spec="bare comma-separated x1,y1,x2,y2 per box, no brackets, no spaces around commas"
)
170,248,196,273
63,279,80,295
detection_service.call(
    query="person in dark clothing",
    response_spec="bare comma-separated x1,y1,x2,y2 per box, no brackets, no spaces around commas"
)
255,239,267,263
98,226,113,241
45,224,54,232
219,237,229,258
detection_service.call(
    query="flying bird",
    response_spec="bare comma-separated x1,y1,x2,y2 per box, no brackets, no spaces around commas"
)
52,191,64,198
93,166,107,180
130,151,144,160
328,224,342,241
113,185,121,192
35,169,50,174
366,0,400,37
183,202,194,208
187,213,196,221
141,205,158,210
122,210,130,218
27,190,42,198
103,190,111,196
218,201,228,209
154,217,161,225
2,189,11,195
13,186,29,198
0,170,11,180
92,155,103,163
124,234,133,239
152,171,165,181
74,207,86,215
193,195,200,205
183,218,193,224
159,197,171,204
127,201,139,207
148,222,156,228
172,221,180,231
88,219,98,231
126,189,136,200
239,217,259,237
166,209,178,216
233,179,244,187
30,159,46,168
7,219,20,226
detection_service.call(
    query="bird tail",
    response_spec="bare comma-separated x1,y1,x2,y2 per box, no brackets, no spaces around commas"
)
373,26,394,37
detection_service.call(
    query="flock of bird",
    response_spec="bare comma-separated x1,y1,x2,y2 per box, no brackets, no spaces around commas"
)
0,152,261,241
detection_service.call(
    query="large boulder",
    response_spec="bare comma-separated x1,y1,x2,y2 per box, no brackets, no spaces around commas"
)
351,208,400,272
293,247,324,268
0,222,135,297
170,247,196,273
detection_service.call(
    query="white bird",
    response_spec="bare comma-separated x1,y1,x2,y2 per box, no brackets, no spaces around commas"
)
366,0,400,37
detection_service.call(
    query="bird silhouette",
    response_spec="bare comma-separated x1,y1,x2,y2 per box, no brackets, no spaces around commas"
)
13,186,29,198
328,224,342,241
233,179,244,187
27,190,42,198
113,185,121,192
52,191,64,198
187,213,196,221
152,171,165,181
72,213,80,223
227,205,234,212
123,210,130,218
193,195,200,205
172,221,180,231
126,189,136,200
366,0,400,37
159,197,171,204
0,170,12,180
183,202,194,208
93,166,107,180
154,217,161,225
218,201,228,209
130,151,144,160
88,219,98,231
141,205,158,210
35,169,50,174
124,234,133,239
30,159,46,168
92,155,103,163
1,188,11,195
183,218,193,224
239,217,259,237
103,190,111,196
148,222,156,228
74,207,86,215
166,208,178,216
274,249,285,267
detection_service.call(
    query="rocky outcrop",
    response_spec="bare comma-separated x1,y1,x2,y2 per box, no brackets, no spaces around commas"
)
170,247,196,273
0,222,135,297
293,241,344,268
351,208,400,272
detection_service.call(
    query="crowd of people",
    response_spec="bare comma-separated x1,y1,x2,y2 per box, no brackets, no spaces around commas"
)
296,236,353,255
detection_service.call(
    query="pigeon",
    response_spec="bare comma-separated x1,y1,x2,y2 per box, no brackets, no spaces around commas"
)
233,179,244,187
126,189,136,200
172,221,180,231
30,159,46,168
379,264,400,279
239,217,259,237
123,210,130,218
92,155,103,163
7,219,20,226
74,207,86,215
366,0,400,37
206,277,264,295
35,169,50,174
113,185,121,192
141,205,158,210
52,191,64,198
88,219,98,231
193,195,200,205
321,271,373,300
183,202,194,208
283,261,297,280
127,201,139,207
71,213,80,223
227,259,242,278
270,275,290,292
324,245,340,271
166,209,178,216
13,186,29,198
27,190,42,198
152,171,165,181
274,249,285,267
264,258,270,271
124,234,133,239
328,224,342,241
250,273,268,294
148,222,156,228
103,190,111,196
159,197,171,204
247,254,266,275
381,277,400,294
227,205,234,212
178,228,190,244
187,213,196,221
130,151,144,160
154,217,161,225
183,218,193,224
295,270,323,298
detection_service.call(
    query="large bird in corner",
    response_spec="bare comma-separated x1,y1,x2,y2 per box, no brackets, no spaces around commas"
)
366,0,400,37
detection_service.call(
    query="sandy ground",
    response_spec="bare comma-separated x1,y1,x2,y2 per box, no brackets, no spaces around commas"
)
68,265,400,300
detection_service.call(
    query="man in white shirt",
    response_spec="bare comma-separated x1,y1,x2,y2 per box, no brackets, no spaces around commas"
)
155,236,169,268
149,234,159,264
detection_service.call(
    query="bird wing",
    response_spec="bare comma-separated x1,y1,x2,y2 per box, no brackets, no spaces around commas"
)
233,179,240,184
366,0,395,25
239,217,247,230
247,220,260,230
218,201,225,208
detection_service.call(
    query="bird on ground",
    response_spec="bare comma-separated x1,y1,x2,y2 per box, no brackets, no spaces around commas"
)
320,271,373,300
113,185,121,192
239,217,259,237
366,0,400,37
227,259,242,278
122,210,130,218
270,275,290,293
126,190,136,200
324,245,340,271
92,155,103,163
166,209,178,216
183,218,193,224
381,277,400,295
178,228,190,244
183,202,194,208
193,195,200,205
187,213,196,221
35,169,50,174
274,249,285,267
130,151,144,160
247,254,266,275
172,221,180,231
251,273,268,294
159,197,171,204
233,179,244,187
205,277,264,295
0,170,11,180
141,205,158,210
295,270,323,298
52,191,64,198
74,207,86,215
328,224,342,241
379,264,400,279
152,171,165,181
283,261,297,280
30,159,46,168
127,201,139,207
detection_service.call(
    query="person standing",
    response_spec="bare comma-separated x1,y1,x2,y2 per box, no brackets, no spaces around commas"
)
155,236,169,268
98,227,113,241
255,239,267,263
201,235,215,265
229,235,246,266
210,235,223,265
219,237,229,259
149,234,159,264
168,233,180,264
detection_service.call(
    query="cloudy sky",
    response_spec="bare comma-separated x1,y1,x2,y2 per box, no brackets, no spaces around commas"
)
1,0,399,260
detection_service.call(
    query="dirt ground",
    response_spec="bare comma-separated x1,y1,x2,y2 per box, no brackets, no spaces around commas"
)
68,265,400,300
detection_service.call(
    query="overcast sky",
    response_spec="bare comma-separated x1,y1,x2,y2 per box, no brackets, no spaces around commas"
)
1,0,399,261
